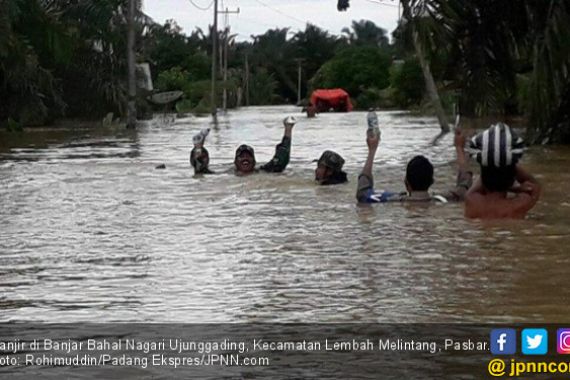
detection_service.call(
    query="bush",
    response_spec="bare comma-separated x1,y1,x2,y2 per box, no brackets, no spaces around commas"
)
377,87,396,109
182,53,210,81
5,118,24,132
175,99,194,114
249,69,279,105
310,46,391,98
183,80,213,108
355,88,381,110
391,58,425,107
156,67,191,92
192,98,212,116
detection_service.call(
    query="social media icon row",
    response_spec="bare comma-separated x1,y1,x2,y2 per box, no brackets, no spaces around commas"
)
491,328,570,355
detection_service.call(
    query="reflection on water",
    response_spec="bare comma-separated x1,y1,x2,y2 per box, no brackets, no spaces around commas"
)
0,106,569,322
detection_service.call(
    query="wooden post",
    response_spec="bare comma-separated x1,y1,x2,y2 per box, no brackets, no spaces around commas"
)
223,26,228,111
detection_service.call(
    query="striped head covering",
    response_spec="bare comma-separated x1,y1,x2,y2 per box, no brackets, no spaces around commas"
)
469,123,525,167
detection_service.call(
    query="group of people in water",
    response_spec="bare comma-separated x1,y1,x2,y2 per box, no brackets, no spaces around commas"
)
189,114,541,219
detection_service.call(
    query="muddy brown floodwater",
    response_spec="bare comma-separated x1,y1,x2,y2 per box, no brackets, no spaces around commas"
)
1,105,569,322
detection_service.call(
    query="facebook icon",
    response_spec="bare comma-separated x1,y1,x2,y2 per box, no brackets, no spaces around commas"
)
491,329,517,355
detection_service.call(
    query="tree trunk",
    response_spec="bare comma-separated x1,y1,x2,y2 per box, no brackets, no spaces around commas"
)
126,0,137,129
210,0,218,117
412,31,449,134
401,0,449,135
237,86,243,108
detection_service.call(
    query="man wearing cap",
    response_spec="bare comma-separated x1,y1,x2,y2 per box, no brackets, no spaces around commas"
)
465,123,541,219
356,129,473,204
315,151,348,185
234,117,296,175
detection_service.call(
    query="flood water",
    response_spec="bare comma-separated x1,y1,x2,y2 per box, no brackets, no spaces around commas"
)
1,105,569,323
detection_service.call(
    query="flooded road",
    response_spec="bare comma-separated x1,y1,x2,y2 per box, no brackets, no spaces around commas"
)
1,105,569,323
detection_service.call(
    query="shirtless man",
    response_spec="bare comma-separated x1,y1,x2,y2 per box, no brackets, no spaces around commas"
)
465,123,541,219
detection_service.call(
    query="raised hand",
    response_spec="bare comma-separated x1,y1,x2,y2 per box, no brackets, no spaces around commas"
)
366,133,380,152
454,128,467,150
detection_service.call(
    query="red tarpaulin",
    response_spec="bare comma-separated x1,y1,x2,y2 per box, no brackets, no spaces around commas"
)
310,89,353,112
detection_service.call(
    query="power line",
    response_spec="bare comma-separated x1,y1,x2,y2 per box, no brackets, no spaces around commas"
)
237,15,283,30
187,0,215,11
364,0,399,8
252,0,309,27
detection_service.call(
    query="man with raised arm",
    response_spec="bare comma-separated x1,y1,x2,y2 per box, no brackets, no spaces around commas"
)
189,117,296,176
233,117,296,175
356,128,473,204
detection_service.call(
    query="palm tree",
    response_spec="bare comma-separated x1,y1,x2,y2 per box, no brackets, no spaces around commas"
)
400,0,451,136
251,28,298,101
64,0,154,118
292,24,340,99
412,0,570,142
337,0,450,135
526,0,570,142
341,20,389,48
0,0,69,124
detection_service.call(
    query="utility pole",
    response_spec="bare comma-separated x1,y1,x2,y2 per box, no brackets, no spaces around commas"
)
295,58,303,105
223,27,229,111
210,0,219,118
126,0,137,128
220,7,240,112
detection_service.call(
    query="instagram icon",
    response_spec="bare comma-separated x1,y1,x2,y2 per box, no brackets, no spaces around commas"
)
558,329,570,354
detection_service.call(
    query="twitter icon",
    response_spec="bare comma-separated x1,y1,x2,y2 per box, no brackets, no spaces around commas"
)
522,329,548,355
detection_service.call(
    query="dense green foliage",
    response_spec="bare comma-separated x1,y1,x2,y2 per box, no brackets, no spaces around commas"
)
311,46,391,100
382,0,570,141
390,59,424,108
0,0,154,125
144,18,393,109
2,0,569,143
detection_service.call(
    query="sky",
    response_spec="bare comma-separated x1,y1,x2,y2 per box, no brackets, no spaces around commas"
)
143,0,401,41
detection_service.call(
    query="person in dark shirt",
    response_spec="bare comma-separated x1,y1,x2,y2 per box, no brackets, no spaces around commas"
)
356,129,473,203
234,117,295,175
315,151,348,185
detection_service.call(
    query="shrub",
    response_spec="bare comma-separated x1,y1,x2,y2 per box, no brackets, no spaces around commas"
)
391,58,425,107
310,46,391,98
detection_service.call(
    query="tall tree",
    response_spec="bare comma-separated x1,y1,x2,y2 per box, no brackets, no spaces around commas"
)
292,24,340,100
337,0,450,135
526,0,570,142
251,28,298,101
127,0,137,128
341,20,389,48
400,0,450,136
